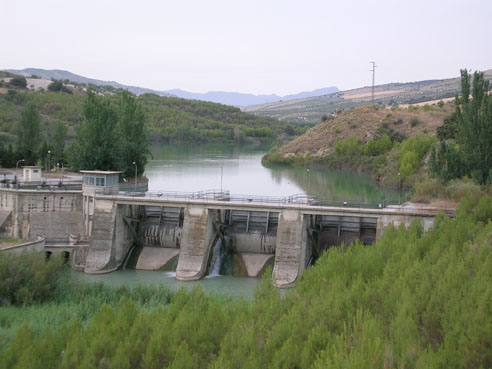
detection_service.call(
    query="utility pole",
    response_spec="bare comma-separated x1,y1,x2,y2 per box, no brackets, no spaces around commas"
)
369,61,378,105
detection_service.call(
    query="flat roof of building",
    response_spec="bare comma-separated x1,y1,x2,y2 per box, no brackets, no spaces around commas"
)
23,166,41,169
80,170,122,175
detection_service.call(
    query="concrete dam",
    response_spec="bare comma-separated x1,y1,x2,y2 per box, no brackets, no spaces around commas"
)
0,170,454,287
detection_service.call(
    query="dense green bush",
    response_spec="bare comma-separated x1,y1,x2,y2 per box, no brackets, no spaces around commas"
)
334,137,363,157
398,135,435,178
364,134,393,156
2,195,492,368
0,252,64,306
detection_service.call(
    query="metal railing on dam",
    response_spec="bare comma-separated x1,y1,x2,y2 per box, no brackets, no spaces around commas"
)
92,188,433,215
0,179,82,191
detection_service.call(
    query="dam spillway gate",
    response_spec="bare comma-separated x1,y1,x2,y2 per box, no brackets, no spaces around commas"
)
90,197,386,287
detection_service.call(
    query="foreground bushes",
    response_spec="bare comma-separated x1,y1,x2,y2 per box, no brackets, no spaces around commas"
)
0,252,64,306
2,195,492,368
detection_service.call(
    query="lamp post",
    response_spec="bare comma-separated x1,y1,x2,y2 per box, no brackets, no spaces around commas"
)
307,168,311,195
16,159,24,184
132,161,137,192
220,165,223,193
47,150,51,173
398,172,401,205
16,159,25,171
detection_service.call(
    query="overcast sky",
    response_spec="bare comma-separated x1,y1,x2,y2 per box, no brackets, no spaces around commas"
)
1,0,491,95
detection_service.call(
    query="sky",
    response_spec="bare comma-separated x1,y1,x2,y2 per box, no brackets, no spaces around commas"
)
1,0,491,95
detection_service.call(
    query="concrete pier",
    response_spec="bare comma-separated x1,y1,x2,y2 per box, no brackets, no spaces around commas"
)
273,210,309,288
84,201,132,274
176,206,217,281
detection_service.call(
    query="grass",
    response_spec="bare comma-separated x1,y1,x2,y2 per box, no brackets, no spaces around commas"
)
0,236,23,248
0,268,175,352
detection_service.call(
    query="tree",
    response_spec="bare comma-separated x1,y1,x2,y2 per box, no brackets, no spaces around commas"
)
118,91,150,178
48,80,72,94
455,70,492,184
17,102,41,165
68,91,123,171
9,76,27,88
52,121,67,165
436,112,457,140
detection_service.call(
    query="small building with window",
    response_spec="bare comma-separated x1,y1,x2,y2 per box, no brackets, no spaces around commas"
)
81,170,121,196
22,166,42,182
80,171,121,235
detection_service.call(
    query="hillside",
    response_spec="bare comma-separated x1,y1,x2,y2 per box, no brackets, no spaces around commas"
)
4,68,175,97
4,68,338,107
263,104,455,186
0,83,300,145
275,104,451,158
245,69,492,123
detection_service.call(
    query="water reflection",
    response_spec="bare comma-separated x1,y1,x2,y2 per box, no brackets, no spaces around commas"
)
145,142,398,203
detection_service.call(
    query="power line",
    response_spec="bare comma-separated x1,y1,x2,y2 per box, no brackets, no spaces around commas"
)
369,61,378,105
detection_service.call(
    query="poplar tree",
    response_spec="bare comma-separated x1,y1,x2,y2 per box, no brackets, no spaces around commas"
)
68,91,123,171
118,91,150,178
455,70,492,184
17,102,41,165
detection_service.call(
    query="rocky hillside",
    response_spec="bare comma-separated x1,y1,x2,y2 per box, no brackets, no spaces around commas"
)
275,104,452,159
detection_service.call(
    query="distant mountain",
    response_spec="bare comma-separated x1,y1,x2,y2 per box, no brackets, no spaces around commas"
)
166,87,339,107
4,68,175,97
3,68,338,107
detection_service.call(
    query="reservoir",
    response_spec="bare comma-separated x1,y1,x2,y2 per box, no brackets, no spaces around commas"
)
145,142,399,203
78,142,400,297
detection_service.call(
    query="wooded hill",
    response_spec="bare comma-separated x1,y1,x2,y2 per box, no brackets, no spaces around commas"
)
0,82,302,146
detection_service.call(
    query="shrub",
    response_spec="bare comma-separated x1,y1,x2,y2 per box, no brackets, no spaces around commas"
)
410,117,420,127
0,251,64,305
8,77,27,88
398,135,435,178
335,137,363,157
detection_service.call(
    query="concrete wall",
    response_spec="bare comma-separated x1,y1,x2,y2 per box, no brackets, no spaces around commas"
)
0,188,83,240
29,212,84,242
376,213,435,240
176,206,217,281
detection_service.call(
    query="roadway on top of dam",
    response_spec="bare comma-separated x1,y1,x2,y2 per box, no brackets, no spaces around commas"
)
94,189,455,218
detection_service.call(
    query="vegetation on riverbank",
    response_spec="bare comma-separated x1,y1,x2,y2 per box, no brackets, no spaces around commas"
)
0,81,299,149
263,130,437,187
1,193,492,368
